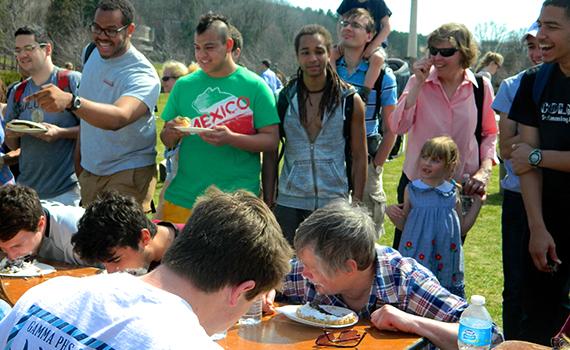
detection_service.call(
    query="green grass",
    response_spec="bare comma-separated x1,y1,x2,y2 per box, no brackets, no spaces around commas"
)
153,93,504,327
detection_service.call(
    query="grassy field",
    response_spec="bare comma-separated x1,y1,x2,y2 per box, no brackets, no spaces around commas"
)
153,93,504,327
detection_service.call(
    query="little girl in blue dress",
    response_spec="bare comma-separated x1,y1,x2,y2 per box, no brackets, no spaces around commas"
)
386,136,483,297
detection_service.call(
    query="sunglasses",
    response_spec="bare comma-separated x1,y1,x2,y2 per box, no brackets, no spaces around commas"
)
315,329,367,348
161,76,179,82
428,46,458,57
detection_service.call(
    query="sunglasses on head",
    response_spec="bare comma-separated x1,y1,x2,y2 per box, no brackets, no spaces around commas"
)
428,46,458,57
161,76,179,82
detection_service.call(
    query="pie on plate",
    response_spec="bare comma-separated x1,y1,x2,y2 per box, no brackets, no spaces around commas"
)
277,304,358,328
0,257,56,277
6,120,48,134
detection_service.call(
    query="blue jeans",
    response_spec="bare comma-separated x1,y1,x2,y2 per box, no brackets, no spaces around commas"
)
501,190,528,340
274,205,313,246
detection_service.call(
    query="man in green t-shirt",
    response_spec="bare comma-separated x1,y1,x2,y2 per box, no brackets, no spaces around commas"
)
160,12,279,223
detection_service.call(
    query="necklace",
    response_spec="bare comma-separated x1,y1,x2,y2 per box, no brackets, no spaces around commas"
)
306,86,326,94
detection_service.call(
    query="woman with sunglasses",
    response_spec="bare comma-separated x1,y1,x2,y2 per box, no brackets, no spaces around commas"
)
161,60,190,93
388,23,498,249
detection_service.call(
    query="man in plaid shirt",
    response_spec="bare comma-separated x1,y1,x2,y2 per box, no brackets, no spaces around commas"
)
267,201,502,349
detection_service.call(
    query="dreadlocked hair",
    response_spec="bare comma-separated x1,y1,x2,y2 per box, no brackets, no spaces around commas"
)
296,63,349,126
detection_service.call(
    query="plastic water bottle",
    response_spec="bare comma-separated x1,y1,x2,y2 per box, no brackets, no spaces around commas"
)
238,297,262,326
458,295,493,350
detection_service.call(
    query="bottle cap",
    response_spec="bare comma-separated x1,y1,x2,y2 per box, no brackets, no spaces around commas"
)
470,295,486,305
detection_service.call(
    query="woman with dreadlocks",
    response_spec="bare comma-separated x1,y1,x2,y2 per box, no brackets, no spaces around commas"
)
262,24,367,245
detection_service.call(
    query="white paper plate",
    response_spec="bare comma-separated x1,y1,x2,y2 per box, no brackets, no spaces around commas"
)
6,120,48,134
174,126,213,134
276,304,358,328
0,262,56,277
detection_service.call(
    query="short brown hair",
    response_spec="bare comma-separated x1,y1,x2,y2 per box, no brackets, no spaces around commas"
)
162,187,293,300
427,23,479,69
0,185,43,241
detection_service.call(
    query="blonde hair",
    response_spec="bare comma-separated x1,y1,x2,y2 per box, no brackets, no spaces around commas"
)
187,62,200,74
162,60,189,78
420,136,460,176
475,51,504,72
427,23,479,69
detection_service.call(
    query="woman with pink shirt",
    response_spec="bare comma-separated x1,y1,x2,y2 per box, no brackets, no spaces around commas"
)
389,23,497,248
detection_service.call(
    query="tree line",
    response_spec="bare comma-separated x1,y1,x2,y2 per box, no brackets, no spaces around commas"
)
0,0,532,84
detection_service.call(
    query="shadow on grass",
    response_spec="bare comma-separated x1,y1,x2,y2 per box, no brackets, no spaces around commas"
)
485,192,503,206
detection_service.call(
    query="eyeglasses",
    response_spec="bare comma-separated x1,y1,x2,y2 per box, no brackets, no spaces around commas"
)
90,23,129,38
428,46,458,57
14,43,47,56
161,76,179,82
315,329,367,348
339,20,367,31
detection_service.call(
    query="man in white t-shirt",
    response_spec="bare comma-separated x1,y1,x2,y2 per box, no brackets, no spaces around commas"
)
0,187,293,349
0,184,85,265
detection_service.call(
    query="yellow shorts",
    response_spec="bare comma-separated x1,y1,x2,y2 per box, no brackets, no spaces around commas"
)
162,200,192,224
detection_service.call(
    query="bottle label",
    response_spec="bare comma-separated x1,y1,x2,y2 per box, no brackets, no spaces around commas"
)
458,320,492,346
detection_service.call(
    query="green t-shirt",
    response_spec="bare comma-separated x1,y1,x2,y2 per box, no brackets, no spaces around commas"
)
161,66,279,209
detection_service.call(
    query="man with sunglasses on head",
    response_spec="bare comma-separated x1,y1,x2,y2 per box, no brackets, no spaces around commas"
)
336,8,397,236
4,25,81,206
24,0,160,212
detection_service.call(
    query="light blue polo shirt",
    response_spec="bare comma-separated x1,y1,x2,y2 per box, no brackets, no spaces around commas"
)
337,57,397,136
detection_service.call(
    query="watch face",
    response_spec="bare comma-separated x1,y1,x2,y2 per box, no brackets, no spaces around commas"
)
529,149,541,165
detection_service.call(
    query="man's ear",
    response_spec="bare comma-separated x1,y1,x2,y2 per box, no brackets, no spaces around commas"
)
226,38,235,54
228,280,256,306
44,43,53,57
36,215,47,234
139,228,152,247
344,259,358,274
127,23,136,37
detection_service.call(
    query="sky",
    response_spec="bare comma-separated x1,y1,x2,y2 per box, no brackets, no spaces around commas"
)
284,0,543,35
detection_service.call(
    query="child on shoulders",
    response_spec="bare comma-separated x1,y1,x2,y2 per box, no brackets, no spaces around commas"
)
331,0,392,101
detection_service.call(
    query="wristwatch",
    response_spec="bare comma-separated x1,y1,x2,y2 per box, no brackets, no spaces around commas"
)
67,94,81,112
528,148,543,167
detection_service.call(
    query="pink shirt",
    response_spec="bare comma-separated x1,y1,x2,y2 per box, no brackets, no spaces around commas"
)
389,68,498,182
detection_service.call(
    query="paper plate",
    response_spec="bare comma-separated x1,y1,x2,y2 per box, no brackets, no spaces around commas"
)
0,261,56,277
174,126,213,134
276,304,358,328
6,120,48,134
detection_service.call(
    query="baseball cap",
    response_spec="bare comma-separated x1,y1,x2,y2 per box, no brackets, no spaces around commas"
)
262,59,271,68
522,22,539,42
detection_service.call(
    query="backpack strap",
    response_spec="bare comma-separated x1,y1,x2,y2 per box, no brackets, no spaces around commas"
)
472,74,484,163
13,79,29,105
532,63,554,106
372,65,386,120
56,69,71,92
343,90,356,192
83,42,97,65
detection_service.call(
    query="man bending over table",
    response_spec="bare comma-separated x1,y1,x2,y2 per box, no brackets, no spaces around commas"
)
0,187,293,349
72,191,182,274
0,184,85,265
266,200,502,349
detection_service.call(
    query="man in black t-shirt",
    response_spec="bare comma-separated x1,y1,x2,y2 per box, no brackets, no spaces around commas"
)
508,0,570,345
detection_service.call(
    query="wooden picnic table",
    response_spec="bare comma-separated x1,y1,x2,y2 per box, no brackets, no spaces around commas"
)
218,311,427,349
0,260,100,306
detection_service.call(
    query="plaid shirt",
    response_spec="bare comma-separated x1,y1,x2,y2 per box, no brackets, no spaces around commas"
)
280,245,504,347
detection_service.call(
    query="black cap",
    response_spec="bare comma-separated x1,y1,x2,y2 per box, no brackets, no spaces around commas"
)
262,59,271,68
